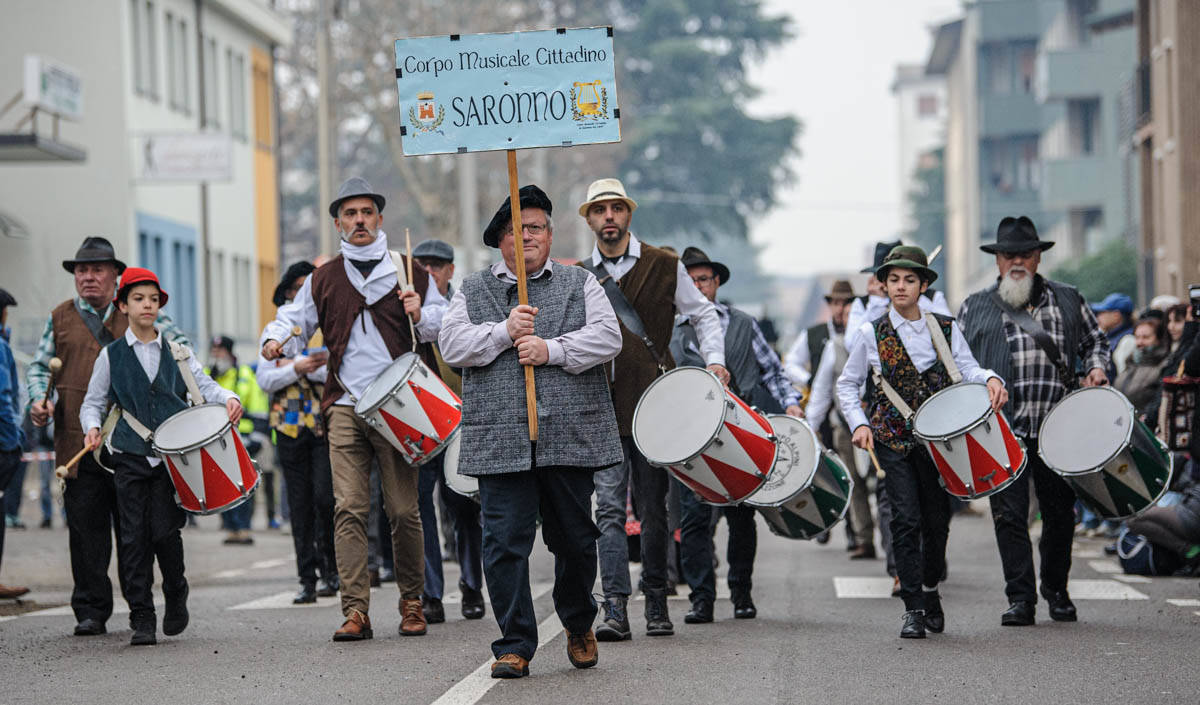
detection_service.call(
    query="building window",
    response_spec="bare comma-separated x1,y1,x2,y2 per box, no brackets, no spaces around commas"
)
228,50,247,139
175,19,191,114
986,44,1011,95
1068,98,1100,156
917,94,939,117
165,11,176,109
130,0,143,94
1017,44,1036,94
145,1,158,99
130,0,158,99
984,42,1037,95
987,136,1040,193
204,37,220,128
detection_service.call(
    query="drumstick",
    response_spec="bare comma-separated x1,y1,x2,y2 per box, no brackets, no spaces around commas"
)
42,357,62,406
278,325,303,347
404,227,418,351
54,445,93,479
927,244,943,265
867,446,885,477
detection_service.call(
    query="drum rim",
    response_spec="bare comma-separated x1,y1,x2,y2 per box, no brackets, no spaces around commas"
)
354,352,421,415
151,403,234,454
1038,386,1135,476
912,382,994,442
632,367,729,467
936,437,1029,500
751,450,855,536
744,414,821,508
411,425,462,466
1067,450,1174,520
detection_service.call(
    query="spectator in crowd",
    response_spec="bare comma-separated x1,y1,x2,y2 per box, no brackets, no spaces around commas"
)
1114,317,1170,419
1092,293,1135,375
0,288,28,599
1166,304,1188,357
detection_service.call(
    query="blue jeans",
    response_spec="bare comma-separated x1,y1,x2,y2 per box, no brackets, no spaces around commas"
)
594,438,669,597
478,464,599,661
221,494,253,531
419,452,482,599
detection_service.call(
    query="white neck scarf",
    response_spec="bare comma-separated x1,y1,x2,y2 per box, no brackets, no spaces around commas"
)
339,229,398,304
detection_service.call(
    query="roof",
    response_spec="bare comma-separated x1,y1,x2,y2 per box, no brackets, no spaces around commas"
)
925,18,964,76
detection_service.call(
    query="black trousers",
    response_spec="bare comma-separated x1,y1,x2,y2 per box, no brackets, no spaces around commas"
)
111,453,187,627
988,438,1077,602
277,429,337,588
629,439,670,593
63,454,128,624
878,442,951,611
678,479,757,602
0,448,21,574
477,463,599,661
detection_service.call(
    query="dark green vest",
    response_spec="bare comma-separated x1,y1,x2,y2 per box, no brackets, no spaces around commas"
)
106,337,189,456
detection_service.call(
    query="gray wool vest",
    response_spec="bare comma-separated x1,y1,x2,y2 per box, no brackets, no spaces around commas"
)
670,306,782,414
456,262,623,476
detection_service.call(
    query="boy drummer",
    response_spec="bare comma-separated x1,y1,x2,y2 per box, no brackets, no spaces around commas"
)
835,246,1007,639
81,268,242,645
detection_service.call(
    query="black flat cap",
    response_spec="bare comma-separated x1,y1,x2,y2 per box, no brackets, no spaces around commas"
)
412,239,454,262
272,261,317,306
483,185,552,248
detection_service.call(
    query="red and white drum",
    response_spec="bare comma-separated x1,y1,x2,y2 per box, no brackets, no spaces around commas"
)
152,403,261,515
440,433,479,501
632,367,778,505
912,382,1026,499
355,352,462,465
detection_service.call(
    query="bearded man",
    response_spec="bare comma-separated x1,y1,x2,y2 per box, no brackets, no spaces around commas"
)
959,216,1110,627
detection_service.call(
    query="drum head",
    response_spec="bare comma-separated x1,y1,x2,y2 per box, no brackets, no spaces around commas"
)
632,368,725,465
746,415,820,506
356,353,419,413
913,383,990,440
154,404,229,451
1040,386,1133,474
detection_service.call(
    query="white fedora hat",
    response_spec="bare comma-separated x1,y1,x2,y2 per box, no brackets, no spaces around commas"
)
578,178,638,217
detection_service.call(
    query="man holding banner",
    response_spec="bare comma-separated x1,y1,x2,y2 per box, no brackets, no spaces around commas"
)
439,185,624,678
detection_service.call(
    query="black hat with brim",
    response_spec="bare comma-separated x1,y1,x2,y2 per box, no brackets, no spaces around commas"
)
980,215,1054,254
860,240,903,273
272,261,317,306
680,246,731,285
0,288,16,309
329,176,386,219
875,245,938,284
483,185,553,248
62,236,127,274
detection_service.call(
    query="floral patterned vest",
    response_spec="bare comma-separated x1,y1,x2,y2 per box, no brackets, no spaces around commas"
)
868,313,956,453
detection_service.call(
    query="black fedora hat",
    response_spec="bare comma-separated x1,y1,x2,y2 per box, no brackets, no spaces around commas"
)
680,246,731,284
272,261,317,306
483,185,553,248
329,176,386,219
980,216,1054,254
62,236,127,274
861,240,902,273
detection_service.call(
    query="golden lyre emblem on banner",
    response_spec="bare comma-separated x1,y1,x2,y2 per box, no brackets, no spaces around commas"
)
409,91,445,133
571,80,608,121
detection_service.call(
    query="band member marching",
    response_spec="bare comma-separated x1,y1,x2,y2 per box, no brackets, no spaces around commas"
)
670,247,802,623
261,177,447,641
579,178,729,641
836,246,1007,639
959,216,1111,626
80,268,242,645
439,185,624,678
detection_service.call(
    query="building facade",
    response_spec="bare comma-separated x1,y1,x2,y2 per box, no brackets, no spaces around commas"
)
892,64,947,232
0,0,289,360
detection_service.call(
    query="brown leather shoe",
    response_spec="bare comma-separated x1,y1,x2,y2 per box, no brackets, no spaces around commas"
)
332,609,373,641
566,629,598,669
399,598,427,636
491,653,530,679
0,584,30,600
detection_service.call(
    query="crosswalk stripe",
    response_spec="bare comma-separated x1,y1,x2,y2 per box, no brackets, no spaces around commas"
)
832,577,894,598
226,582,554,611
1088,559,1121,574
1166,598,1200,607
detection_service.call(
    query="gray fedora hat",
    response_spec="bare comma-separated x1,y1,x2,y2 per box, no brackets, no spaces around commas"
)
62,236,127,274
329,176,386,218
412,239,454,262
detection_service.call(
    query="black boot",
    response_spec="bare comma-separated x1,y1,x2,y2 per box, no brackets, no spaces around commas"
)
732,590,757,619
644,590,674,636
1044,590,1077,622
460,580,486,620
1001,601,1036,626
595,595,631,642
293,584,318,604
684,598,713,624
422,596,445,624
900,610,926,639
131,616,157,646
923,591,944,633
162,583,189,637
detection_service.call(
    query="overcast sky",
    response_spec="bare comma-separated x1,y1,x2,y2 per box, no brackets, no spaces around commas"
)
748,0,962,276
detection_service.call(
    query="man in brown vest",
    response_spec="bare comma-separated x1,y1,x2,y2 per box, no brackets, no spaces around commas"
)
262,177,447,642
578,178,728,640
26,237,188,636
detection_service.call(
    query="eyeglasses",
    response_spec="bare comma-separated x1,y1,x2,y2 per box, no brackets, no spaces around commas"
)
691,275,715,285
506,223,548,236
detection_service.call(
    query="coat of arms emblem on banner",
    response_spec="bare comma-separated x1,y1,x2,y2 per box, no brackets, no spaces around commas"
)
571,81,607,120
409,91,445,132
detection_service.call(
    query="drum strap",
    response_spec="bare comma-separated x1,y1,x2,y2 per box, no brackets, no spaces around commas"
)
871,369,916,420
110,407,154,442
581,261,670,374
168,342,206,405
924,312,962,384
989,290,1075,389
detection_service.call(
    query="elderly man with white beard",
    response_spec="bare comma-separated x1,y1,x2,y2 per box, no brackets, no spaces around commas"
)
959,216,1110,628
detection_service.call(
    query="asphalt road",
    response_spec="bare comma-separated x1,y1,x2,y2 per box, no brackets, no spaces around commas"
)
2,494,1198,705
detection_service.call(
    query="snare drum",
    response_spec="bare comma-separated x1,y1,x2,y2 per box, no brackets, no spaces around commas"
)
355,352,462,465
152,404,261,515
746,415,853,540
1039,386,1173,519
632,367,777,506
912,383,1027,499
440,433,478,501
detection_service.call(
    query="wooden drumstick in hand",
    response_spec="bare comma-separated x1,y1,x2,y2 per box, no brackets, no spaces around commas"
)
43,357,62,405
54,445,93,479
278,325,303,347
867,446,885,478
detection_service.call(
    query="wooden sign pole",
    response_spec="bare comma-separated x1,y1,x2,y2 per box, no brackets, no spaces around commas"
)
506,149,539,442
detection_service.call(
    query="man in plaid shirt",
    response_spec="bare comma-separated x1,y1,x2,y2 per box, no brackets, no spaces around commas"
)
669,246,802,624
960,216,1110,628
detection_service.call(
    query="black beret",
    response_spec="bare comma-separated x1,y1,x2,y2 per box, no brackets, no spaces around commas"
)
482,185,553,248
272,261,317,306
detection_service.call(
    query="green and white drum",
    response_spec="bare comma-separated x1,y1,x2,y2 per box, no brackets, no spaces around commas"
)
745,415,854,540
1038,386,1173,520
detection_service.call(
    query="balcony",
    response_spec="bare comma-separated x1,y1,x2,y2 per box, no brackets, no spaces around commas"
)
1035,49,1106,102
979,92,1042,137
978,0,1044,43
1136,60,1151,127
1041,157,1111,209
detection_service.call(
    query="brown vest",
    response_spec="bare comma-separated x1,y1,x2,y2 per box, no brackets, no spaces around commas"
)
50,301,128,462
309,255,437,412
601,244,679,435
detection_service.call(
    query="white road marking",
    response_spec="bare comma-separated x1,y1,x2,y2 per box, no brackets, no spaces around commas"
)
214,569,247,579
1166,598,1200,607
226,582,553,611
250,558,291,569
25,599,163,617
1073,549,1103,558
833,577,895,598
0,615,18,623
1067,579,1148,600
429,612,564,705
1112,574,1152,583
1088,560,1121,574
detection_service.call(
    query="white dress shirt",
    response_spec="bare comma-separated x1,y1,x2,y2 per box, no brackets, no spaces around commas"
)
844,290,951,354
836,307,1001,432
81,329,238,464
439,260,622,374
589,234,725,367
801,336,840,430
255,333,328,395
261,258,447,406
783,321,835,387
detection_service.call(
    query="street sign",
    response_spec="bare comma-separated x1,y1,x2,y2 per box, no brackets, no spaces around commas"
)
23,55,83,121
394,27,621,155
132,133,233,182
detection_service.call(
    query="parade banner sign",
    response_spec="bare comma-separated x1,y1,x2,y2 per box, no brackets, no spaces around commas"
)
394,27,620,155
